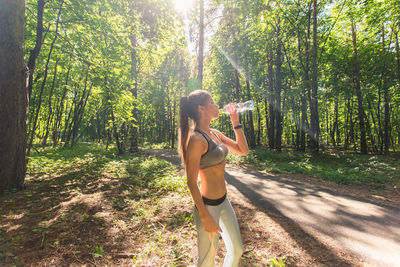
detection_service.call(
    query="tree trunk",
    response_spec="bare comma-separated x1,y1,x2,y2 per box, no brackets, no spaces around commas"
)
381,26,390,153
166,91,172,147
300,93,307,151
310,0,319,152
257,105,261,146
27,0,45,102
70,67,91,146
62,86,77,144
351,19,367,154
267,56,275,149
275,20,283,152
75,86,91,144
26,1,63,156
394,29,400,93
264,98,269,145
234,68,240,102
332,96,339,147
296,3,312,151
42,58,59,146
378,70,383,152
63,95,78,146
52,67,70,146
198,0,204,88
365,93,379,153
171,99,176,149
71,87,91,146
106,128,111,150
0,0,27,193
350,94,356,150
344,93,351,150
394,29,400,152
112,116,122,154
305,4,312,149
27,39,52,155
96,111,102,143
129,34,139,152
245,78,256,148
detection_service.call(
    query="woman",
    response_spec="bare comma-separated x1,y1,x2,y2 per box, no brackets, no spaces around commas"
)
178,89,249,267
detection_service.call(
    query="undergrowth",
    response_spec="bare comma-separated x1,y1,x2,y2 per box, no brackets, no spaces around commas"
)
227,147,400,187
2,143,194,266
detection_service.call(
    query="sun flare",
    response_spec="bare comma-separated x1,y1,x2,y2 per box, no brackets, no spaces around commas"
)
173,0,195,14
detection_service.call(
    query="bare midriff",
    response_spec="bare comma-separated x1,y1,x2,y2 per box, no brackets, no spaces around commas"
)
198,160,227,199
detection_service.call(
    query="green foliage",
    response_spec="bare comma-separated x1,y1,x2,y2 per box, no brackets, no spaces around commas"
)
92,245,104,258
141,142,175,150
27,143,114,174
25,0,189,150
24,0,400,160
125,156,186,191
126,156,172,179
228,148,400,186
268,257,285,267
7,142,197,265
27,143,186,195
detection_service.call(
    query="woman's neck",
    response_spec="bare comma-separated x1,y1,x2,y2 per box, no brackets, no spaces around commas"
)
196,120,211,133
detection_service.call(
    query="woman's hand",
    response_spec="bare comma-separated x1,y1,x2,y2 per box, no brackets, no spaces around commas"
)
225,103,240,127
202,215,223,235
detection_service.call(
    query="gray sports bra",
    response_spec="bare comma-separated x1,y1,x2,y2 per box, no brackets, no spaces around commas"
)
194,128,229,169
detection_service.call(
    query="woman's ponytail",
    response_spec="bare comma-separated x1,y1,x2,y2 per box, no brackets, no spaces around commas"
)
179,96,190,167
178,89,211,167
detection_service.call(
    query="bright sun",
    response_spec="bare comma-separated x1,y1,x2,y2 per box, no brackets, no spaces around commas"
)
173,0,195,14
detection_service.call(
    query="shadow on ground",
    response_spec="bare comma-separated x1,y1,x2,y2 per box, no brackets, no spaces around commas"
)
1,147,191,265
144,148,358,266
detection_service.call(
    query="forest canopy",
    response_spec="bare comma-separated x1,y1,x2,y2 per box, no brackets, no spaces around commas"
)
23,0,400,155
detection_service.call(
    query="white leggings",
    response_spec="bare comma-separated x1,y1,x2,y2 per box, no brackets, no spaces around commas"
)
194,196,243,267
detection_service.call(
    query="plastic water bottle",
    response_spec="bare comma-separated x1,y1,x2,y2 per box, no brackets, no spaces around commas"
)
219,100,255,114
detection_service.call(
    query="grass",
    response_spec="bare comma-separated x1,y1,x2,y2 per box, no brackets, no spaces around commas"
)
141,141,175,151
2,143,286,266
1,143,196,266
3,143,397,266
1,143,298,266
227,147,400,187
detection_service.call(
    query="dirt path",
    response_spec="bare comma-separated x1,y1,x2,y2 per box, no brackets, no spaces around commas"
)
144,148,400,267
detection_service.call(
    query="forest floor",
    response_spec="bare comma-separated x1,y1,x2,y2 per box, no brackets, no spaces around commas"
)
1,144,399,266
144,148,400,267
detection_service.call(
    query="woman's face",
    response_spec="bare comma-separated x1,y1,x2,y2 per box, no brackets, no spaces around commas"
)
204,97,220,120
